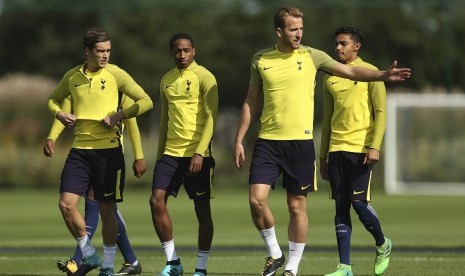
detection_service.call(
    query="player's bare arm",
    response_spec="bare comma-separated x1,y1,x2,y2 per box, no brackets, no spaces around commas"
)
332,60,411,82
233,84,262,169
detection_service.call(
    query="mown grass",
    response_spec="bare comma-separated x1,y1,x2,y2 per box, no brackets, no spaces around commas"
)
0,189,464,275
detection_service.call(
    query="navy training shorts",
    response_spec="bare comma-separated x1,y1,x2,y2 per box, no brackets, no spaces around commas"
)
249,139,317,195
60,147,125,202
152,154,215,200
328,151,373,201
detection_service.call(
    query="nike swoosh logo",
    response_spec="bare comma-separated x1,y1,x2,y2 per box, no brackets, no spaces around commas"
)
104,192,115,197
331,81,339,85
300,184,312,190
353,191,365,195
263,67,272,70
196,191,207,196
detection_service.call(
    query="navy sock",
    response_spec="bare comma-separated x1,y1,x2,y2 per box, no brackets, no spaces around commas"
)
72,199,99,263
116,207,137,264
335,199,352,265
352,201,385,246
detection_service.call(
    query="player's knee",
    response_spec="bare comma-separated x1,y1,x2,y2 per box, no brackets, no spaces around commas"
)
195,207,212,222
194,199,211,214
149,194,166,212
58,199,75,214
286,195,306,216
287,205,306,218
351,200,367,214
98,202,115,216
249,195,266,211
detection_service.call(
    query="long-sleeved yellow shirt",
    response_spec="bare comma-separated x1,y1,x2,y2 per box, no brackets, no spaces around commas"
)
157,61,218,159
320,57,386,159
48,63,152,149
47,96,144,159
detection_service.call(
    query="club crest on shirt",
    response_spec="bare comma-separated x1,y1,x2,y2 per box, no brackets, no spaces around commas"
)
101,79,106,90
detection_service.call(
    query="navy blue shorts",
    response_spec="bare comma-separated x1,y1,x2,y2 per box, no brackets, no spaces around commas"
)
152,155,215,200
60,147,125,202
328,151,373,201
249,139,317,195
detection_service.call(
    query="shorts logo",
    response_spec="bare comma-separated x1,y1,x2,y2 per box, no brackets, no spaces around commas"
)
196,191,207,196
353,190,365,195
300,184,312,190
104,192,115,197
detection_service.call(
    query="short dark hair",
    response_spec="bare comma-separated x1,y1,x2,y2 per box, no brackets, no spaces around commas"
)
83,28,110,50
169,33,195,51
274,6,303,29
335,27,364,44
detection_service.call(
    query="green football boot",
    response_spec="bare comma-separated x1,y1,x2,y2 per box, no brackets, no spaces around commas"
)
375,237,392,275
324,264,353,276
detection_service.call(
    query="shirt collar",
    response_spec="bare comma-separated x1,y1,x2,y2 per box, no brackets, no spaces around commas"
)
177,60,198,72
348,56,363,66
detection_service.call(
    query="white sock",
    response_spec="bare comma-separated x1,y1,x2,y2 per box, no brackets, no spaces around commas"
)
284,241,305,275
259,226,282,258
76,235,95,258
161,239,178,261
102,245,117,269
196,250,210,270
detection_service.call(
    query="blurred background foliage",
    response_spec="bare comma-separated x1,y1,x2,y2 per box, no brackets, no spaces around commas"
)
0,0,463,189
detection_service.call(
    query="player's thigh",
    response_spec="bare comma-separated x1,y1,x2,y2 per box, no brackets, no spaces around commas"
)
249,139,281,187
282,140,316,195
91,147,125,202
328,151,347,200
345,152,373,201
184,157,215,200
152,155,186,197
60,148,91,197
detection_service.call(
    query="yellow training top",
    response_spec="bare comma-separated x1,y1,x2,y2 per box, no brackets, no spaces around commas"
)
158,61,218,159
48,63,153,149
320,57,387,158
250,45,338,140
47,96,144,160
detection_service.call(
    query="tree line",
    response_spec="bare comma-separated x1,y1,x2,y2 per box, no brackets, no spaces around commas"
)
1,0,462,188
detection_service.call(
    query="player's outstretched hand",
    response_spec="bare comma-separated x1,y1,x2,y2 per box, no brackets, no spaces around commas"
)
386,60,411,82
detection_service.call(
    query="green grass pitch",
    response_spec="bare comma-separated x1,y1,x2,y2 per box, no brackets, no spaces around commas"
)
0,188,464,275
